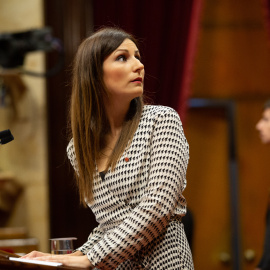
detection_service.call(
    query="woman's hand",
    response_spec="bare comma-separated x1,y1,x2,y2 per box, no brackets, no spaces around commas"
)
21,250,83,259
21,251,51,259
27,254,94,269
21,251,94,269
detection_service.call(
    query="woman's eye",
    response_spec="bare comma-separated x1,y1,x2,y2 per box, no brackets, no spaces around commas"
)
136,55,141,61
116,55,127,61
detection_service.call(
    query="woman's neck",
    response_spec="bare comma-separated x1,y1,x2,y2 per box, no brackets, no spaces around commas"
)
104,98,130,136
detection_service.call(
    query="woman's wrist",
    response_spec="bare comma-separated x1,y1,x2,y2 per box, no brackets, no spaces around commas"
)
83,254,95,269
69,250,84,256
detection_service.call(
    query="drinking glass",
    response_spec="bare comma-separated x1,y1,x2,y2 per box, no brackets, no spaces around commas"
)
50,237,77,254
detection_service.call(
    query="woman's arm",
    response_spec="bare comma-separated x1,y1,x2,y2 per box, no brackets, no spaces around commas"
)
75,224,104,255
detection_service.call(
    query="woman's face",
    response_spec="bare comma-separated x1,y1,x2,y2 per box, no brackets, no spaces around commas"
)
102,38,144,103
256,108,270,144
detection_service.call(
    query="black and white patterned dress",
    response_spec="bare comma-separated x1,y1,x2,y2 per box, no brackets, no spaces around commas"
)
67,105,194,270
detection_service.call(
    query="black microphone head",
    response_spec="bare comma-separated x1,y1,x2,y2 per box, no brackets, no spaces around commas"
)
0,129,14,144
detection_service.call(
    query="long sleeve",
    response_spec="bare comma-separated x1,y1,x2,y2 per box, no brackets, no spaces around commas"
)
87,108,189,269
76,225,104,254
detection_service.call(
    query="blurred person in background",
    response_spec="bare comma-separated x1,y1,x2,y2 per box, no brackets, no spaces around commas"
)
255,99,270,270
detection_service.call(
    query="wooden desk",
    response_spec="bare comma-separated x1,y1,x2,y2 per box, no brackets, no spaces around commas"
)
0,238,39,254
0,251,88,270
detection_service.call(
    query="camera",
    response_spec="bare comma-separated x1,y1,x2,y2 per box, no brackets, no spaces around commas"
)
0,27,57,68
0,27,63,76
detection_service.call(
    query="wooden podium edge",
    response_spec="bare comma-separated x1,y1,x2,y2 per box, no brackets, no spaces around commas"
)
0,250,20,259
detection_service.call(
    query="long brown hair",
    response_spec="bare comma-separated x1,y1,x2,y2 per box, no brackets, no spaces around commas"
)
70,27,143,205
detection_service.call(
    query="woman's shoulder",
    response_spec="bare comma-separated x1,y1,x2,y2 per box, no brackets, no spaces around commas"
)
67,138,75,158
67,137,74,149
142,104,179,119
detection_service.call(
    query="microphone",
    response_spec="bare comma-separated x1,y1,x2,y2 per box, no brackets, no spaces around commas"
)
0,129,14,145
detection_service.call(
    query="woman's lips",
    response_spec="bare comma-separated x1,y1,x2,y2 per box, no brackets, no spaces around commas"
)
131,77,143,83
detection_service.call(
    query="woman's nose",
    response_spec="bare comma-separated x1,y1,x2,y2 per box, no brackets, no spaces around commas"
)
256,120,262,130
133,58,144,72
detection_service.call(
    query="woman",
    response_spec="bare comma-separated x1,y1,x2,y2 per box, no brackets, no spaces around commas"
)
22,27,194,270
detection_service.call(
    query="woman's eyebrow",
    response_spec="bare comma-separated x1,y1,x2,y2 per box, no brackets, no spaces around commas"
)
114,49,140,54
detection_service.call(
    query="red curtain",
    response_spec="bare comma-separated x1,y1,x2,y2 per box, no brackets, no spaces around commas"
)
263,0,270,38
92,0,202,123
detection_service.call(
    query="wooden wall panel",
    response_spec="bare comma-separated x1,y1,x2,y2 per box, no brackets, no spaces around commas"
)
192,0,270,98
185,108,232,269
187,0,270,269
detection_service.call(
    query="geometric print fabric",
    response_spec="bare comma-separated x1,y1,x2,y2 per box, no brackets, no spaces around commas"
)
67,105,194,269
